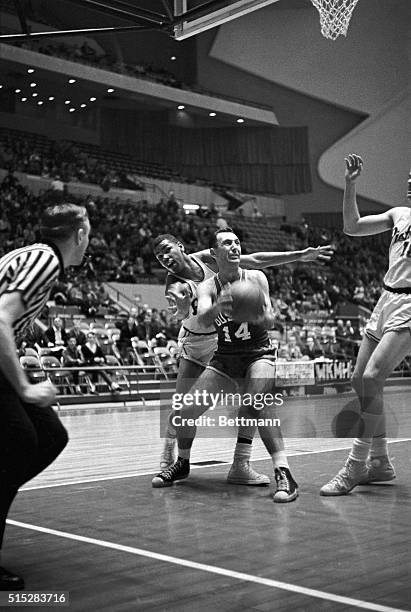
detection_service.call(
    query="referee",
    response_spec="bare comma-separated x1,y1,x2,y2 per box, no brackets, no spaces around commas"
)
0,203,90,590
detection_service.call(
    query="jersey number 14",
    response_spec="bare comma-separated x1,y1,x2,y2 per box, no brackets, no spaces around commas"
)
222,322,251,342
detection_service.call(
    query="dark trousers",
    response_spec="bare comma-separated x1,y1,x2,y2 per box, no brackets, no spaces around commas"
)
0,374,68,548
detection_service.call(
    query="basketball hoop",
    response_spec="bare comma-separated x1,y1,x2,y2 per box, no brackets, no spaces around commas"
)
310,0,359,40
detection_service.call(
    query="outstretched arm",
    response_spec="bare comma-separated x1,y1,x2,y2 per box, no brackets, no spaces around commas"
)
166,280,192,320
343,154,393,236
240,245,334,268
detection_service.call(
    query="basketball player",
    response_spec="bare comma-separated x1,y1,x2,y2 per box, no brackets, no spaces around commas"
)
154,233,333,485
0,203,90,589
321,154,411,495
152,228,299,502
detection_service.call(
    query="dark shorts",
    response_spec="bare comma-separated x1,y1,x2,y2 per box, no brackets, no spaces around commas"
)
208,344,276,382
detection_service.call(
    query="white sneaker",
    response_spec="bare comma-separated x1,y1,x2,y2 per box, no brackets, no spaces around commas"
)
320,458,368,496
227,461,270,485
363,455,396,483
160,438,176,470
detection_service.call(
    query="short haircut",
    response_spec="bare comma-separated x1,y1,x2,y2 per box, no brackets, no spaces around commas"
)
209,227,236,249
152,234,180,253
40,203,88,242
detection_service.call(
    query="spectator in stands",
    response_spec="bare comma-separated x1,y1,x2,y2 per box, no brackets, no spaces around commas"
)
62,337,84,394
81,331,120,394
302,336,324,360
287,336,304,360
118,315,140,363
44,316,68,358
67,318,87,347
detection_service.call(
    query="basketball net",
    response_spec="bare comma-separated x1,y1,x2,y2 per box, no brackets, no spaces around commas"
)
310,0,359,40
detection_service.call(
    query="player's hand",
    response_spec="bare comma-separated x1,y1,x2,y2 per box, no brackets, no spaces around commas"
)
345,153,363,183
21,380,57,407
217,286,233,317
300,245,334,263
166,287,191,319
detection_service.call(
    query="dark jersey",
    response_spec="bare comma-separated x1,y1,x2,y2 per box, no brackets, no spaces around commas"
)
213,270,268,354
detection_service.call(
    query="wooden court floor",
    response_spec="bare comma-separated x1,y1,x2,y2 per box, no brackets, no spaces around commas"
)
3,389,411,612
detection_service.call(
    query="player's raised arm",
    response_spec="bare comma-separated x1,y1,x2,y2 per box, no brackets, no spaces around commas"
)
240,245,334,268
343,154,394,236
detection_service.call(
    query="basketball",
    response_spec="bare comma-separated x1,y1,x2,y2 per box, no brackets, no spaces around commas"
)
230,279,265,322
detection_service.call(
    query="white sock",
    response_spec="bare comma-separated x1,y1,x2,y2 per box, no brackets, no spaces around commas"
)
271,451,289,470
178,447,191,460
233,442,252,463
349,439,370,463
370,436,388,457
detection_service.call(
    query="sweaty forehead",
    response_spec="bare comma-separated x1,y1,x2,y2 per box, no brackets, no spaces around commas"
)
155,239,174,254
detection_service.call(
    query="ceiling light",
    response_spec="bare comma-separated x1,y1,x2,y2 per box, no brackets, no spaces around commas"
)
107,88,114,93
177,105,185,110
170,56,176,61
237,118,245,123
27,68,34,74
32,92,38,97
21,97,27,102
89,97,96,102
48,96,55,101
0,85,3,89
15,89,21,94
37,101,43,105
64,100,71,105
69,108,75,112
68,78,76,84
80,103,87,108
209,112,216,117
30,82,36,87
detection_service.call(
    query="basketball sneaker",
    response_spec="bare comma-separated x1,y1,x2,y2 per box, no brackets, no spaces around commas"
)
160,437,176,470
273,467,299,503
227,461,270,485
362,455,396,483
320,458,368,496
152,458,190,488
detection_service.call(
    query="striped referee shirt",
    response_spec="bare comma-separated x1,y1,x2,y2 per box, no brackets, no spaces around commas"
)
0,242,63,336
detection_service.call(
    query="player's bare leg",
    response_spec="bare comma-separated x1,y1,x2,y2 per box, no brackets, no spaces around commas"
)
244,359,298,502
321,330,411,495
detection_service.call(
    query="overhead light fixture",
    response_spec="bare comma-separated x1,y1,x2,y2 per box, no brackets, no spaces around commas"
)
21,97,27,102
237,118,245,123
68,78,76,84
0,85,3,89
209,112,216,117
80,103,87,108
48,96,55,101
89,97,96,102
27,68,34,74
170,56,176,61
64,100,71,105
37,101,43,105
32,92,38,97
69,107,75,112
30,82,37,87
107,88,114,93
177,105,185,110
15,89,21,94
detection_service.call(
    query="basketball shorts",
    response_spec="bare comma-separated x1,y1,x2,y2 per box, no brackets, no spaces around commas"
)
207,343,276,382
365,289,411,342
178,328,218,367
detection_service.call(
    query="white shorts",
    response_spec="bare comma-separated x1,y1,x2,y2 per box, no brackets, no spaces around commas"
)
178,328,218,367
365,290,411,342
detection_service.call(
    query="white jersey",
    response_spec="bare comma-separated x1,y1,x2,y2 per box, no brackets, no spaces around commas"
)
384,208,411,289
169,255,216,334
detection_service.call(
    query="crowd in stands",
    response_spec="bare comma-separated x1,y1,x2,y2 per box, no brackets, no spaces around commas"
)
1,137,401,376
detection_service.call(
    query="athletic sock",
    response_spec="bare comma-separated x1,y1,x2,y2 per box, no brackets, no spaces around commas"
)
349,439,370,463
177,448,191,461
233,441,252,463
271,451,289,470
370,434,388,457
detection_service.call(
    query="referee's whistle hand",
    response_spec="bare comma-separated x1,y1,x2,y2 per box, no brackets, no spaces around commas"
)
21,380,58,407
